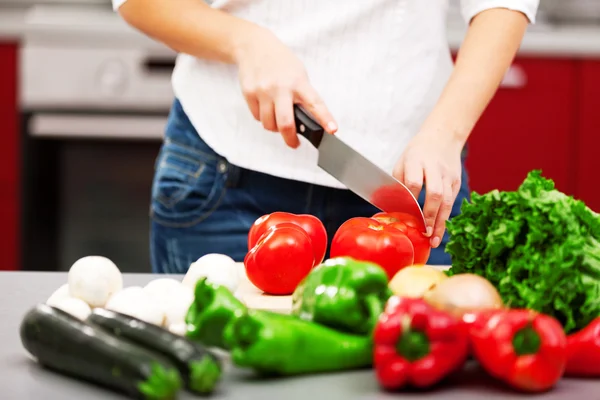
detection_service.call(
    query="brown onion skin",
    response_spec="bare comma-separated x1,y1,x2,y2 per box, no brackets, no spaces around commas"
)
423,273,504,319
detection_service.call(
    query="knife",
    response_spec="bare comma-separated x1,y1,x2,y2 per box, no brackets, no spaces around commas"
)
294,105,427,232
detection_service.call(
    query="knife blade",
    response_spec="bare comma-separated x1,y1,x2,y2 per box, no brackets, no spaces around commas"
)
294,105,426,232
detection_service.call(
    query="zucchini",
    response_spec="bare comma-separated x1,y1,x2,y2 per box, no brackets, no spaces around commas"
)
88,308,222,395
20,304,182,400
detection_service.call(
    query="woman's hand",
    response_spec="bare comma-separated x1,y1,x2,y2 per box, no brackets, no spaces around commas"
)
393,131,464,248
234,29,338,148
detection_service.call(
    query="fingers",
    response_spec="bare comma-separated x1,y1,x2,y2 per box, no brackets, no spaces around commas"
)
431,176,455,248
242,79,336,148
249,90,300,148
273,92,299,148
422,169,443,239
297,86,338,134
258,99,277,132
402,162,425,201
244,93,260,121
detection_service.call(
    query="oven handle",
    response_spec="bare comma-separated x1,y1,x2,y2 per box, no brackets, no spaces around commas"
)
29,114,168,140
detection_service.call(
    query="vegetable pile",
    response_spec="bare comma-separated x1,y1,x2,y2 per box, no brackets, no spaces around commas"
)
243,211,432,296
446,170,600,334
21,189,600,398
21,253,245,399
186,256,586,393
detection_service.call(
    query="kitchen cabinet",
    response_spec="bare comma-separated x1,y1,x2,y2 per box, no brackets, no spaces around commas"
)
575,60,600,212
465,58,578,196
0,42,20,270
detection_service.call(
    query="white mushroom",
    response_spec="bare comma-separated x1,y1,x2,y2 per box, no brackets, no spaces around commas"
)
46,284,71,305
48,297,92,320
67,256,123,308
105,286,165,326
143,279,194,327
168,322,188,336
182,253,240,292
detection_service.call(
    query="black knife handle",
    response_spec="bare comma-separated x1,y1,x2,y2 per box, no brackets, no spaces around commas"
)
294,105,324,148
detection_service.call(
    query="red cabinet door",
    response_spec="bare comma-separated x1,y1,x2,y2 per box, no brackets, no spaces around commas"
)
0,42,20,270
575,60,600,212
465,58,578,196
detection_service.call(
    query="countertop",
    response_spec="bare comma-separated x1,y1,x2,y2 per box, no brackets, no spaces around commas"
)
2,5,600,57
3,270,600,399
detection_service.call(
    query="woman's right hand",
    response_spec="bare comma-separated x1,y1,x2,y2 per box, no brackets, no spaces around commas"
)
234,29,338,148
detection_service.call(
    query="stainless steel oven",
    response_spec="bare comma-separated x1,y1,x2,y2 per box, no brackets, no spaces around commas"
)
20,5,177,272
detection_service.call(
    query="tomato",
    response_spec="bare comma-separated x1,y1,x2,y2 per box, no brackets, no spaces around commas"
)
330,217,414,279
248,212,327,265
244,223,315,295
372,212,431,264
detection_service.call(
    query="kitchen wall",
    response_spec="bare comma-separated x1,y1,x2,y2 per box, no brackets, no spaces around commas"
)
1,1,599,272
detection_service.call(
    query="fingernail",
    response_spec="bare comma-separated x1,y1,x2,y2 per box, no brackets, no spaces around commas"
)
431,236,441,248
426,226,433,237
326,122,337,133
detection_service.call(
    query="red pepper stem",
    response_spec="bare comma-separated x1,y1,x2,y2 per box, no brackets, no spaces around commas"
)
513,324,541,356
365,294,384,330
396,315,430,362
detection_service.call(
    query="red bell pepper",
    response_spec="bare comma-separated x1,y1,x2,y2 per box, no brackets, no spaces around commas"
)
372,212,431,264
244,223,315,295
330,217,414,279
248,212,327,265
373,296,469,390
469,309,567,392
565,317,600,377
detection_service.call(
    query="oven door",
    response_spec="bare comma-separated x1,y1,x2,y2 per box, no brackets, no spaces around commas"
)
21,111,167,272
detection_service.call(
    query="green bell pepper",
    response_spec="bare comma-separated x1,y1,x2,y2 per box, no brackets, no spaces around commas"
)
224,309,373,375
291,256,392,335
185,277,247,350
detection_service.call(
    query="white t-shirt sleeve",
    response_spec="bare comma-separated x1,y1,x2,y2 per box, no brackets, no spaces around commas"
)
112,0,127,10
461,0,539,24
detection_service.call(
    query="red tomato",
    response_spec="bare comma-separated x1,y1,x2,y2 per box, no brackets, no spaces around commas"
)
330,217,414,279
244,223,315,295
372,212,431,264
248,212,327,265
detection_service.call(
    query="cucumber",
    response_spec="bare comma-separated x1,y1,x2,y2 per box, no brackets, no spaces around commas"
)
88,308,222,395
20,304,182,400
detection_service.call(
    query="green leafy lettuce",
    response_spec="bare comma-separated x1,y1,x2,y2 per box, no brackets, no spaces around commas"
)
446,170,600,333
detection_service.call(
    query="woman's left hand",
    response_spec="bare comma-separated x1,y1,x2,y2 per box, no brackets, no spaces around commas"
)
393,130,464,248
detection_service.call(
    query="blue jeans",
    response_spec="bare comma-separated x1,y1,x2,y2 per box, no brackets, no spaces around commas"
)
150,100,471,274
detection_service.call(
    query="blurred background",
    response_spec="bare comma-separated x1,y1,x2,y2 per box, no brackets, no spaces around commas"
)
0,0,598,273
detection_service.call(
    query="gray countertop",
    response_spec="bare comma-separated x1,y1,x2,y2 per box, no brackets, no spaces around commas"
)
2,271,600,399
2,5,600,58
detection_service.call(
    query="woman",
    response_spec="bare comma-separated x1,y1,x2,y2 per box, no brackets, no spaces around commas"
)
113,0,538,273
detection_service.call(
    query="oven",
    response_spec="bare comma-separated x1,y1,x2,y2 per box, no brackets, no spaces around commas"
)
20,4,177,272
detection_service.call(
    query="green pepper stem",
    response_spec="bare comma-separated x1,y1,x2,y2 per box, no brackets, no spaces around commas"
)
233,315,261,350
137,363,181,400
188,355,222,394
364,294,384,331
513,325,541,356
396,316,430,362
193,278,215,308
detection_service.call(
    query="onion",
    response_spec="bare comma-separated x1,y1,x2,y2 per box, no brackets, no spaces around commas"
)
423,273,504,318
388,265,448,298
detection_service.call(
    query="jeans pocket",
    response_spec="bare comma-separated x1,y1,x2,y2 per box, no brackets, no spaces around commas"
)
150,142,227,227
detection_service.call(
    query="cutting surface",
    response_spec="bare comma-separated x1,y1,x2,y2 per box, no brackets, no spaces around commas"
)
2,270,599,400
236,263,451,312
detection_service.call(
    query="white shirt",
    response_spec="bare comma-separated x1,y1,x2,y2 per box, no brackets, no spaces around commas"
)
114,0,538,189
